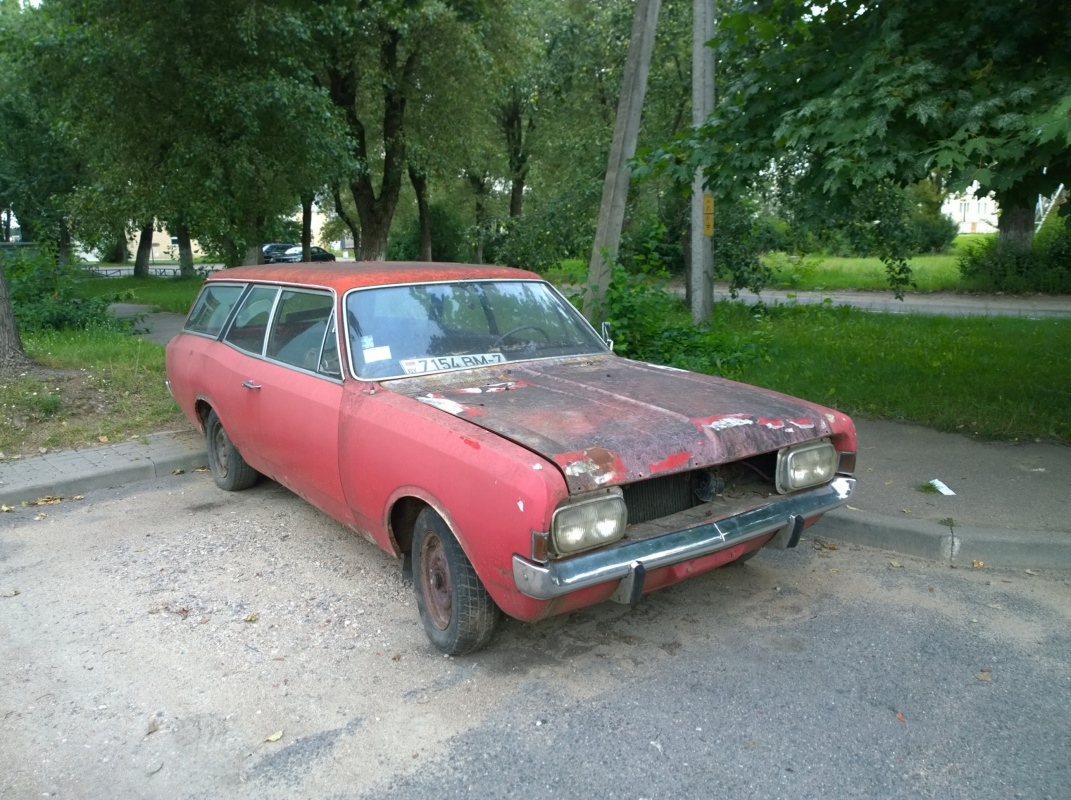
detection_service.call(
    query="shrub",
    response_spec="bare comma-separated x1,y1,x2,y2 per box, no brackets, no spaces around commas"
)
958,216,1071,294
2,246,130,333
598,258,768,379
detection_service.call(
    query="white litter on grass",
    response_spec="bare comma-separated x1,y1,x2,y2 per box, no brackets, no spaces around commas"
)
929,479,955,496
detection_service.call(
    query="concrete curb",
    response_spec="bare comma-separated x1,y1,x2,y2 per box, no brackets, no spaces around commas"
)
813,509,1071,570
0,432,206,507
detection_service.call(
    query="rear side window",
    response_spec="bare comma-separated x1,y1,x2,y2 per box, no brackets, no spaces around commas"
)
266,290,336,371
185,284,245,337
224,285,279,355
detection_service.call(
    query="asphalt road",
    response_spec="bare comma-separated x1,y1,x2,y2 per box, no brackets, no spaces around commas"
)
2,473,1068,799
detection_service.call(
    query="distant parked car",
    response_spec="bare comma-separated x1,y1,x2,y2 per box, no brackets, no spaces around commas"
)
276,245,336,263
261,243,296,263
165,262,857,654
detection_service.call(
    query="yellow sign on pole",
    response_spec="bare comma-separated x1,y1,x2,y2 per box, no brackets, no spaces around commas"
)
702,193,714,236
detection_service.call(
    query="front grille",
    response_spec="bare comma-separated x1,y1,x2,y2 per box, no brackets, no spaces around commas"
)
620,457,778,527
622,471,695,525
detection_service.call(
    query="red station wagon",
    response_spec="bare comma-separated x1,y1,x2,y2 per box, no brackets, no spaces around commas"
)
166,262,857,654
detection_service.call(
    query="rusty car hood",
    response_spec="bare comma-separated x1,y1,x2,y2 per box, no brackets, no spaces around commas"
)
388,355,845,493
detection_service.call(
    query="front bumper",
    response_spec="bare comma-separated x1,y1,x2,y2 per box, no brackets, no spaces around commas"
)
512,476,855,601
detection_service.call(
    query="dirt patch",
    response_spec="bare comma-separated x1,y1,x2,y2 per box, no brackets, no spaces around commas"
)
0,362,182,457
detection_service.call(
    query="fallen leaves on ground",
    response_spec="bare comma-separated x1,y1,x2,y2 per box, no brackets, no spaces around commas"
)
1025,569,1039,576
1,505,13,513
889,560,903,568
896,711,906,723
975,668,992,682
973,560,984,568
264,731,283,743
98,436,109,443
244,613,258,623
26,496,63,506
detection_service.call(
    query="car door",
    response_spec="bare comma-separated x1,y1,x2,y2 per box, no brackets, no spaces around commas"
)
255,289,351,525
213,284,281,471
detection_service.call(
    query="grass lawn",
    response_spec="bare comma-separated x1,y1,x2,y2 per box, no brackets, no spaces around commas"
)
0,329,182,456
765,253,964,292
77,274,205,314
723,303,1071,442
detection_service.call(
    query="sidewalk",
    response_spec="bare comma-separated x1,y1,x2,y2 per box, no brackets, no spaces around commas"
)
2,418,1068,571
710,286,1071,317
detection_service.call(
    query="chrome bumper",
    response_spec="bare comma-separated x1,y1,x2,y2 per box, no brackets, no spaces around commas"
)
512,476,855,601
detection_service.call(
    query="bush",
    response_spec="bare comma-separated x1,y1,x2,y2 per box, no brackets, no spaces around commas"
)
598,258,768,379
2,246,130,333
958,216,1071,294
959,217,1071,293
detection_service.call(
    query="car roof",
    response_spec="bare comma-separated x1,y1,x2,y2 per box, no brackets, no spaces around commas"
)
206,261,544,292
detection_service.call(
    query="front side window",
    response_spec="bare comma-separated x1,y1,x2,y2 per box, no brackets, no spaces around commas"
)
185,283,245,337
345,280,607,380
223,285,279,355
266,289,336,371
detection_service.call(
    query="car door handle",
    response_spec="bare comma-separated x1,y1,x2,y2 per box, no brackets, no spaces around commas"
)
242,380,262,390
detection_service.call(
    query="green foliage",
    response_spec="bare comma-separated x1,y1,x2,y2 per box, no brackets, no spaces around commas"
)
957,217,1071,294
2,247,129,333
643,0,1070,269
711,202,774,296
387,204,470,262
488,184,598,272
729,303,1071,442
597,258,768,380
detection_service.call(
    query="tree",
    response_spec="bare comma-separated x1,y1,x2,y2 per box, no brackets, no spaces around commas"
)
36,0,353,268
662,0,1070,252
317,1,496,261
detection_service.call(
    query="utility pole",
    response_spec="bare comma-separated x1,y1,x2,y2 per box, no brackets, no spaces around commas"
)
690,0,716,322
582,0,662,322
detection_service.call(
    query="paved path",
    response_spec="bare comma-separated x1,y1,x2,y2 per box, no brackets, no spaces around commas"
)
710,286,1071,317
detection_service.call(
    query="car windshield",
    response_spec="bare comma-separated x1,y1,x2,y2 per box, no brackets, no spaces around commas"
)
345,280,608,379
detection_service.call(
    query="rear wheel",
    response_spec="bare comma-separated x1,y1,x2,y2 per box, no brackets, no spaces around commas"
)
412,507,500,655
205,410,259,491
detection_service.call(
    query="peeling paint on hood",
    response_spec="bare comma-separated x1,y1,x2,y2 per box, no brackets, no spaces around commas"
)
389,355,853,493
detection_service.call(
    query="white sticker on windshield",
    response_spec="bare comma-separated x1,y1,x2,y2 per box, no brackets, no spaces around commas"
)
364,345,392,363
400,353,507,374
360,335,375,349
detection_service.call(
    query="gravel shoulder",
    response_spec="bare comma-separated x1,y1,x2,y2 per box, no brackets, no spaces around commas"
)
2,473,1069,799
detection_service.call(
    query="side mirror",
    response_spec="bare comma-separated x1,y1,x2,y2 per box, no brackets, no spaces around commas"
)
601,321,614,352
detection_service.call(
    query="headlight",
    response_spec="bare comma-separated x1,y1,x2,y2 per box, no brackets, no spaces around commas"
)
775,439,837,493
551,488,627,556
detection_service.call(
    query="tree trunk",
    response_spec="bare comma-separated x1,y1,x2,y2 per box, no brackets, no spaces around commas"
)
57,220,73,268
467,171,491,264
499,86,533,219
997,186,1035,250
134,222,154,277
409,165,432,261
301,194,314,262
176,224,194,277
1,210,9,243
102,230,128,264
583,0,662,321
332,29,416,261
0,254,28,370
332,188,361,257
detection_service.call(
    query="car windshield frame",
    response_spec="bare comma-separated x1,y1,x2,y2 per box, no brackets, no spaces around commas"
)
343,278,609,381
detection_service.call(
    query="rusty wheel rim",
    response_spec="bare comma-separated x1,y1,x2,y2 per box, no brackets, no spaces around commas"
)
419,531,452,630
212,426,230,477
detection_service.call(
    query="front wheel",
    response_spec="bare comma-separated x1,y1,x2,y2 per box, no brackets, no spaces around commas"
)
412,507,500,655
205,410,259,491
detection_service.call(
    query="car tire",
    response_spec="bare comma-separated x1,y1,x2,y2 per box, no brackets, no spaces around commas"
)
412,507,500,655
205,410,259,491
